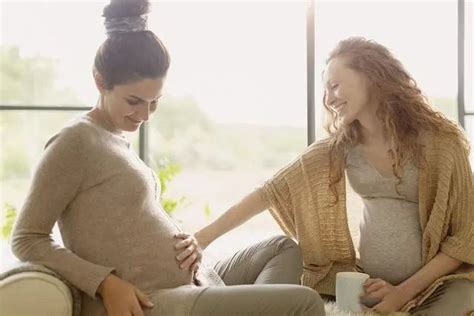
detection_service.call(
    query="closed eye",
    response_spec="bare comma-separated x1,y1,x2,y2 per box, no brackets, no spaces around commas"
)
127,99,141,106
126,96,160,109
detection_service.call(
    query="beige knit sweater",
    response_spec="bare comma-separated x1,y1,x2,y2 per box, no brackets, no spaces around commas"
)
261,132,474,312
11,116,222,316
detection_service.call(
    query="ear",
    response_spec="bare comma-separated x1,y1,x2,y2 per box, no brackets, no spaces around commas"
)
93,70,106,93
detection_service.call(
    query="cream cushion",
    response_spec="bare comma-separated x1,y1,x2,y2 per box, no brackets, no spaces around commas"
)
0,271,73,316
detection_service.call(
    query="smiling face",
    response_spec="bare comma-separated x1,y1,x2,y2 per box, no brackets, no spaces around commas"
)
97,76,164,133
323,57,375,126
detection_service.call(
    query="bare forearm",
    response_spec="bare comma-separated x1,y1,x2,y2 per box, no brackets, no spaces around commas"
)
195,188,269,248
397,252,463,300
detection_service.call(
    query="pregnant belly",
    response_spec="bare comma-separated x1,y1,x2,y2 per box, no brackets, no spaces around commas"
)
92,210,194,291
359,202,423,285
66,204,195,290
359,241,422,285
119,225,194,290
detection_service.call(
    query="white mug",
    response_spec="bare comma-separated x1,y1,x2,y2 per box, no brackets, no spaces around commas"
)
336,272,370,313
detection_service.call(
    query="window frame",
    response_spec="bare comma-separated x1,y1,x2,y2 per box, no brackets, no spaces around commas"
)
459,0,473,127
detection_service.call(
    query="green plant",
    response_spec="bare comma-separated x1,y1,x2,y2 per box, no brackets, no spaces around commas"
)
1,203,17,240
156,160,212,218
203,203,212,219
157,160,180,195
156,160,188,215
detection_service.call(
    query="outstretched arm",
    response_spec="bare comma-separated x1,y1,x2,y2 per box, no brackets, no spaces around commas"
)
174,188,269,271
195,188,269,249
195,189,268,249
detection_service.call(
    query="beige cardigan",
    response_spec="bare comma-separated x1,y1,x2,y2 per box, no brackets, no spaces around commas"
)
261,132,474,312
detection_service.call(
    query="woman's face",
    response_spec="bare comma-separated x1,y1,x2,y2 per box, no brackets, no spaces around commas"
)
323,57,375,126
101,77,164,132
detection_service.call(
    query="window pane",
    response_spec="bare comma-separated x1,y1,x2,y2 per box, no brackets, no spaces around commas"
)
0,1,107,106
148,1,307,258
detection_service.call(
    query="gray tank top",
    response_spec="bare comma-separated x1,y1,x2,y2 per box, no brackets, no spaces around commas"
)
346,144,423,285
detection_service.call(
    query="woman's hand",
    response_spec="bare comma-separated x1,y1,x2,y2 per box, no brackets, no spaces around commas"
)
360,278,412,313
98,274,154,316
174,232,203,275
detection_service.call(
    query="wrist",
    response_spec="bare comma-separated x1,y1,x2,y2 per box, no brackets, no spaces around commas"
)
396,283,418,302
97,274,113,297
195,230,212,249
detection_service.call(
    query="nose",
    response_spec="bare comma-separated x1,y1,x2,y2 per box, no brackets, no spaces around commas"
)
325,89,336,106
138,103,150,122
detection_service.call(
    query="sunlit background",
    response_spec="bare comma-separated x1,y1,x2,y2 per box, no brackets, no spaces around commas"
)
1,0,473,269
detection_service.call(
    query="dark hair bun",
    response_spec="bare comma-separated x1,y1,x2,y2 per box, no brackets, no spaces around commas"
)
103,0,150,19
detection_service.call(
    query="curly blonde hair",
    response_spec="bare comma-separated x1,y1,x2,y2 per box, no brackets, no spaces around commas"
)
323,37,469,204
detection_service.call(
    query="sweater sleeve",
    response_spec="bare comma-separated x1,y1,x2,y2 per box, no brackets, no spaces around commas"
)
439,145,474,264
261,159,300,239
11,127,115,299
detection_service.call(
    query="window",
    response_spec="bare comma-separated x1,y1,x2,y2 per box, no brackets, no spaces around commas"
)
0,0,471,268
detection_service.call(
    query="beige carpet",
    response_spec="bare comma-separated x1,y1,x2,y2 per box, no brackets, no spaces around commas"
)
324,301,409,316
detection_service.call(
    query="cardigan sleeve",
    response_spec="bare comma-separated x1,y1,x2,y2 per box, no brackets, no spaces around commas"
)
11,127,115,299
260,159,301,239
439,144,474,264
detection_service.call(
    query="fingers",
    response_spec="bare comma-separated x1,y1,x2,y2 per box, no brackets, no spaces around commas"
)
361,279,390,301
364,287,390,301
128,294,145,316
363,278,382,287
176,243,196,261
364,280,385,295
131,305,145,316
134,287,154,309
173,233,202,270
174,232,190,239
175,236,194,250
180,252,198,270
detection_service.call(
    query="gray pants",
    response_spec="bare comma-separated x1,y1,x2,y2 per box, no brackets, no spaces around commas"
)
151,235,325,316
410,279,474,316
